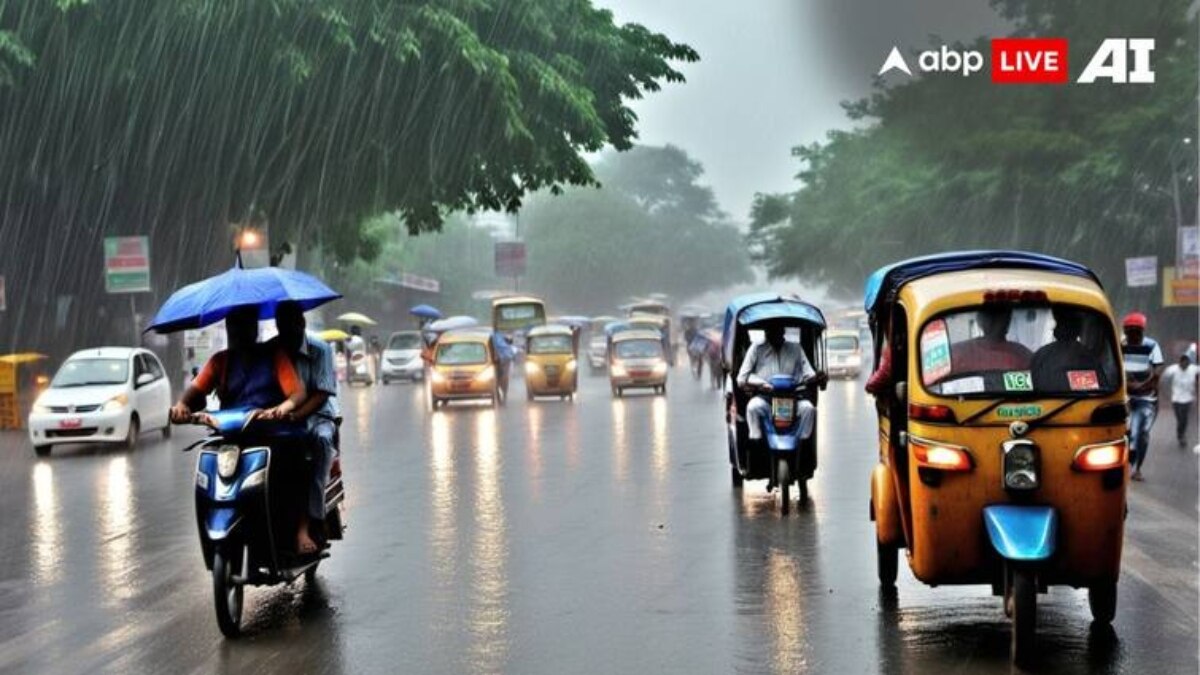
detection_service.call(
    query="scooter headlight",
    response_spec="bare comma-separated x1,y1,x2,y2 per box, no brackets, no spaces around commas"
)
217,445,240,480
1002,440,1039,491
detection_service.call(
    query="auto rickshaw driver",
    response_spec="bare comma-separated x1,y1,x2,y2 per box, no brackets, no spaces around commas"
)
736,325,827,462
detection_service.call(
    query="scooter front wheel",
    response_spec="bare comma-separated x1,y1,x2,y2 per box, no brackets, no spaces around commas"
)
213,548,244,638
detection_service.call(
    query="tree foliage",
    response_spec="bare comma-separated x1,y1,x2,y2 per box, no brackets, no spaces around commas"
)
751,0,1197,307
522,145,752,312
0,0,695,349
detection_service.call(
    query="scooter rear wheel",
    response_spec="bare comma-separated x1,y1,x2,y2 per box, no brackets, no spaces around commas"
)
213,548,244,638
777,458,791,516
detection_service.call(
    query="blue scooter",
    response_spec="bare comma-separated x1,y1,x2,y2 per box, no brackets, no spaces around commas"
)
753,374,818,515
184,408,346,637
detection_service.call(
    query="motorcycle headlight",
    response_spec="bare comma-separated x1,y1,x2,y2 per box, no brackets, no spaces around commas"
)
102,393,129,412
217,445,240,480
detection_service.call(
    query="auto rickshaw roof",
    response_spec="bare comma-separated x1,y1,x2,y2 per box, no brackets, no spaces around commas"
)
863,250,1099,315
492,295,544,306
721,294,826,367
611,329,664,343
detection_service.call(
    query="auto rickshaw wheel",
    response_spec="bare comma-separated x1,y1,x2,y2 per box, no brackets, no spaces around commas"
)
731,466,743,488
1088,583,1117,624
1010,569,1037,665
777,458,791,515
876,539,898,588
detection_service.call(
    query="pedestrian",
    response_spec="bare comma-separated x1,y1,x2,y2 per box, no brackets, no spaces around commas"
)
1163,353,1199,448
1121,312,1164,481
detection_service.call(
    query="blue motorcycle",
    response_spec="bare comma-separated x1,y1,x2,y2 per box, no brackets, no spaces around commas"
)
184,408,346,637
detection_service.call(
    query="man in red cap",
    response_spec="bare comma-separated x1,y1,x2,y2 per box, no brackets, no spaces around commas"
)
1122,311,1163,481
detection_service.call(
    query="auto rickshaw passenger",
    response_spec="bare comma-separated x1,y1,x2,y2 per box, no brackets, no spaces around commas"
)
1030,307,1104,391
736,325,823,442
953,307,1032,372
169,305,306,422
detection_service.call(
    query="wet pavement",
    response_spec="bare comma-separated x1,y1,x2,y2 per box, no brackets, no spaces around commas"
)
0,370,1195,674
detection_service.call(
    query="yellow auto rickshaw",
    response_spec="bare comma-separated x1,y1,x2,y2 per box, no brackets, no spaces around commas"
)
429,328,508,409
523,324,579,401
865,251,1128,664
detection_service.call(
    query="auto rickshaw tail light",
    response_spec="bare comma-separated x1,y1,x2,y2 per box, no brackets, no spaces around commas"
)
911,438,973,471
908,403,957,424
1073,440,1126,471
983,289,1048,304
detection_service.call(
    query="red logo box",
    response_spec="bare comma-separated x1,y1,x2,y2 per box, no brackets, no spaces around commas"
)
991,38,1069,84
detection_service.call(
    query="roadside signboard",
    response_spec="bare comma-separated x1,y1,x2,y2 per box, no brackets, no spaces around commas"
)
495,242,526,278
104,236,151,293
1162,266,1200,307
400,272,440,293
1124,256,1158,288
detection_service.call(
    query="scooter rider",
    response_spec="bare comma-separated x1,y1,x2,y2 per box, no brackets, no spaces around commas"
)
737,325,827,451
270,301,340,556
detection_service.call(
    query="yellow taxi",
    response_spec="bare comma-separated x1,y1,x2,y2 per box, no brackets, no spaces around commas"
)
429,329,502,409
523,324,579,400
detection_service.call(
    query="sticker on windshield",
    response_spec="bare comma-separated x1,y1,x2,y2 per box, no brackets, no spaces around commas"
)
997,404,1043,419
941,376,985,395
1003,371,1033,392
1067,370,1100,391
921,319,952,385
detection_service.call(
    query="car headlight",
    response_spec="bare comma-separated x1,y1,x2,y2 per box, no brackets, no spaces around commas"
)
32,401,50,414
611,363,627,377
216,445,240,480
476,366,496,382
102,393,129,412
652,362,668,375
525,362,540,376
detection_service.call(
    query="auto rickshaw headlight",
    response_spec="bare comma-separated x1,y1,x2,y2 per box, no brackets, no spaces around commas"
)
476,366,495,382
565,359,577,371
431,370,447,384
216,445,240,480
1073,440,1127,472
525,362,540,376
1002,440,1039,491
611,362,627,378
652,361,668,375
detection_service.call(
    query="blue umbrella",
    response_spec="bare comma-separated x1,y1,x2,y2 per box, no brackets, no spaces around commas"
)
409,304,443,320
147,266,341,334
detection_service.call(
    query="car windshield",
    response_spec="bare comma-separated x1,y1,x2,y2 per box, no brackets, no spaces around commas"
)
388,333,422,350
52,358,128,387
615,340,663,360
920,304,1120,397
437,342,487,365
529,335,573,355
828,335,859,352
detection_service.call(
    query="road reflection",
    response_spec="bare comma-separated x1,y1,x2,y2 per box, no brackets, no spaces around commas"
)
469,409,509,672
98,456,135,603
764,549,809,674
524,404,543,501
30,461,62,586
610,398,629,483
650,396,669,483
428,409,458,633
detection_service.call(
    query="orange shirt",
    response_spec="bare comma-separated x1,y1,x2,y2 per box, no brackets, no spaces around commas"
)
192,348,303,399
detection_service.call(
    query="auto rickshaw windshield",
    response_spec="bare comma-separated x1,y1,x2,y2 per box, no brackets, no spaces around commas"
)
528,335,573,355
919,304,1120,397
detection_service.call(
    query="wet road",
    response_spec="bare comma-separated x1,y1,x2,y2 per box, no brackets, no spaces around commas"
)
0,370,1196,674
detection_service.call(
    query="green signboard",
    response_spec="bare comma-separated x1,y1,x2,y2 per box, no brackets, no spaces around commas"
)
104,236,151,294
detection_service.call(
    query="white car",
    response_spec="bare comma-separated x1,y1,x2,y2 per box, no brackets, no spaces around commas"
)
28,347,172,456
381,330,425,384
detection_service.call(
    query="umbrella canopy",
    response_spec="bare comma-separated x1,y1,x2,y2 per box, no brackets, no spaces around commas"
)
316,328,350,342
409,304,443,320
147,266,341,334
426,315,479,333
337,312,377,326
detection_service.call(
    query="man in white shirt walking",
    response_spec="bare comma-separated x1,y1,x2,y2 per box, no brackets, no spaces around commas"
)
1163,353,1199,448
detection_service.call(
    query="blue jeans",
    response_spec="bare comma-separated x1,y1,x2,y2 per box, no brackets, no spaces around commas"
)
1128,398,1158,470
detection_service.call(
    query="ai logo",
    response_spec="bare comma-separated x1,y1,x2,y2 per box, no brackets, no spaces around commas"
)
1077,39,1155,84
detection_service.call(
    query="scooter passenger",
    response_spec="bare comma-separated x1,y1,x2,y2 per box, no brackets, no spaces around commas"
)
270,301,340,555
736,325,826,446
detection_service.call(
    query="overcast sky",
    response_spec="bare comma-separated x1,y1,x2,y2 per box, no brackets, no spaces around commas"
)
597,0,1007,222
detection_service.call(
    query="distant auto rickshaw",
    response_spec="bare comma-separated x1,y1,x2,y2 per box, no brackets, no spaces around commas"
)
609,329,669,397
429,328,511,409
524,324,579,401
864,251,1128,664
722,294,827,513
